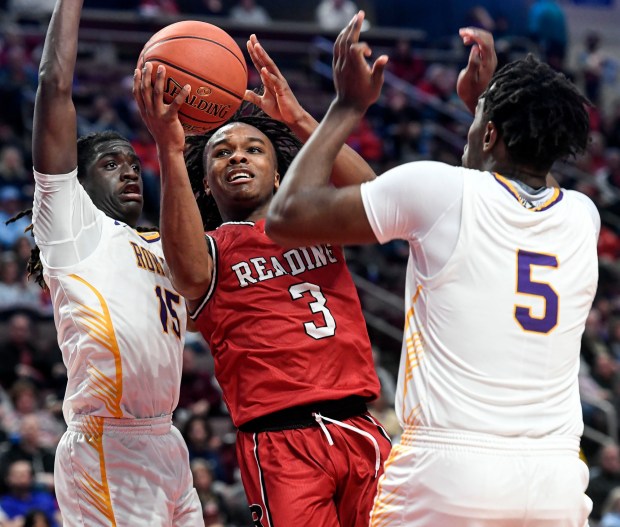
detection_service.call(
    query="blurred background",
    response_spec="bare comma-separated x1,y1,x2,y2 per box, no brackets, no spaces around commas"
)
1,0,620,525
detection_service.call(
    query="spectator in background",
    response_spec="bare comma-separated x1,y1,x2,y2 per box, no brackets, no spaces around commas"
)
0,414,55,492
138,0,179,17
6,0,55,17
177,344,223,419
0,187,31,251
589,442,620,522
23,509,52,527
0,313,41,390
577,31,617,110
0,253,40,313
386,38,426,86
316,0,360,31
4,380,64,451
191,458,231,527
0,145,31,193
527,0,567,69
229,0,271,27
464,5,495,33
601,487,620,527
0,460,60,527
176,0,225,16
182,415,230,484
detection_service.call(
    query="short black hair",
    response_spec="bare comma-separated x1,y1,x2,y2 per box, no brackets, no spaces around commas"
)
481,54,591,171
185,102,302,231
77,130,132,181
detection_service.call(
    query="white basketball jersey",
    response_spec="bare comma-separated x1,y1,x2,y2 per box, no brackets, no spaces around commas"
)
395,171,598,437
33,173,186,423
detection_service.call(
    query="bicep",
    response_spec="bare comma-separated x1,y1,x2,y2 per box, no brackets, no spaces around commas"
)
361,161,464,244
267,185,378,247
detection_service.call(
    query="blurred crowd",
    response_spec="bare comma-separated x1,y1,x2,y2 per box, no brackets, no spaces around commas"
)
0,0,620,525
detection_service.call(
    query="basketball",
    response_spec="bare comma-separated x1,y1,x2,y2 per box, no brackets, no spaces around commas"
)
137,21,248,134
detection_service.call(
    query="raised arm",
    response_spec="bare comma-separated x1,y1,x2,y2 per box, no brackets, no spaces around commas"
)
133,63,213,302
32,0,82,174
456,27,497,115
266,12,387,247
244,34,377,186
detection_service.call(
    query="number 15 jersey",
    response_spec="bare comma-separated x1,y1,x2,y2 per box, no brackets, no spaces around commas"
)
32,169,186,424
191,219,380,427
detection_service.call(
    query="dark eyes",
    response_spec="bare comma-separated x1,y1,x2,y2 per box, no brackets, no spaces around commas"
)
214,146,263,157
103,161,141,172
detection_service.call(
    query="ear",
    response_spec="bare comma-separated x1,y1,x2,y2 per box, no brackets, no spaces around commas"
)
203,177,211,196
274,172,280,190
482,121,498,152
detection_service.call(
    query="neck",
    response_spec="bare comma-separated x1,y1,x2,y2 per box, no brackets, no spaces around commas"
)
220,201,271,224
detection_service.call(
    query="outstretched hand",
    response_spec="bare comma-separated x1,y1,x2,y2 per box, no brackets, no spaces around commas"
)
332,11,388,113
456,27,497,115
133,63,189,151
244,34,306,126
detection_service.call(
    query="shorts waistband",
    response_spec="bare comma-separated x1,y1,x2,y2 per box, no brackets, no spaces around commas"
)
401,426,580,454
68,414,172,436
238,396,368,433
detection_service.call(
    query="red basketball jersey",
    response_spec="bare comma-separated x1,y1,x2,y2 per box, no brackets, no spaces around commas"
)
192,219,380,427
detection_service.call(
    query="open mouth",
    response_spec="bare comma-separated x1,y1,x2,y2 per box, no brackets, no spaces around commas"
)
120,183,142,201
227,169,254,183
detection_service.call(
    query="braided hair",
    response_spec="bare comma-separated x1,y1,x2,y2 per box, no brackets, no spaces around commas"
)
7,131,158,290
480,54,591,171
185,102,302,231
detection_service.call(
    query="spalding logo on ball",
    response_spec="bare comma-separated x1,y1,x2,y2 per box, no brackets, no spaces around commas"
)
137,21,248,134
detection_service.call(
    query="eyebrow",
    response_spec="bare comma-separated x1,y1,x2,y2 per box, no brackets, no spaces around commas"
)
96,151,140,163
210,136,268,148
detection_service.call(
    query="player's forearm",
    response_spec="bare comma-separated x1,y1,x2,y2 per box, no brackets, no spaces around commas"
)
158,148,213,300
267,99,364,237
32,0,82,174
285,109,376,186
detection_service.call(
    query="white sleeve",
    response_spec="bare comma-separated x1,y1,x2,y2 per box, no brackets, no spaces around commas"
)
567,190,601,241
32,168,104,269
360,161,464,276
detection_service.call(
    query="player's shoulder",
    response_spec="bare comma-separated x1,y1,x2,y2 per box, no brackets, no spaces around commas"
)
562,189,601,235
381,160,466,180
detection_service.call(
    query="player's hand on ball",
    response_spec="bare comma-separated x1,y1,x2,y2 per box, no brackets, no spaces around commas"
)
456,27,497,115
332,11,388,113
133,62,189,152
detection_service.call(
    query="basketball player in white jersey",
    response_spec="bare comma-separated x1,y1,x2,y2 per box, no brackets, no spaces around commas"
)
30,0,203,524
267,12,599,527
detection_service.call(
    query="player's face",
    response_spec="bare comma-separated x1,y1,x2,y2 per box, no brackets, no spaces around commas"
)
204,122,279,220
462,97,487,170
81,139,143,227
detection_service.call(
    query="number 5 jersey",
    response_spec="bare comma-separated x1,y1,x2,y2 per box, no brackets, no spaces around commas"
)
360,161,600,438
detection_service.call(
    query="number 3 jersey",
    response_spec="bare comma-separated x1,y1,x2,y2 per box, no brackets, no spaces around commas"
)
32,169,186,424
191,219,380,427
361,162,600,438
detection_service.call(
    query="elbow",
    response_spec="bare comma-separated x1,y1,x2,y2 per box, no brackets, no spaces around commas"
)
170,267,212,302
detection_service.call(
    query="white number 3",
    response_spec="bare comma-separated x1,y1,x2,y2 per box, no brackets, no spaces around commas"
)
289,282,336,340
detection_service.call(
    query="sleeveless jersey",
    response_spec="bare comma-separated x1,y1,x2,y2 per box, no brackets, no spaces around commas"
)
192,219,380,427
388,170,597,437
33,178,186,423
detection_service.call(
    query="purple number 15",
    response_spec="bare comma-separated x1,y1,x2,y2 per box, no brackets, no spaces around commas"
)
515,250,559,334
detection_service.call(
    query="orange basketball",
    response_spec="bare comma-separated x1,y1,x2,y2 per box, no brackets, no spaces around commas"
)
137,21,248,135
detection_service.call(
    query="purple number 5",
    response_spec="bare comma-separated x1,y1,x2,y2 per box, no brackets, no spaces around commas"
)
515,250,559,334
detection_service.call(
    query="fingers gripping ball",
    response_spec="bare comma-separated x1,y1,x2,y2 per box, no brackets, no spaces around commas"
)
138,21,248,134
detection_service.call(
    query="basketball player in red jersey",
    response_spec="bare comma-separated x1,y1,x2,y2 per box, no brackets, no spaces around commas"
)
134,37,391,526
